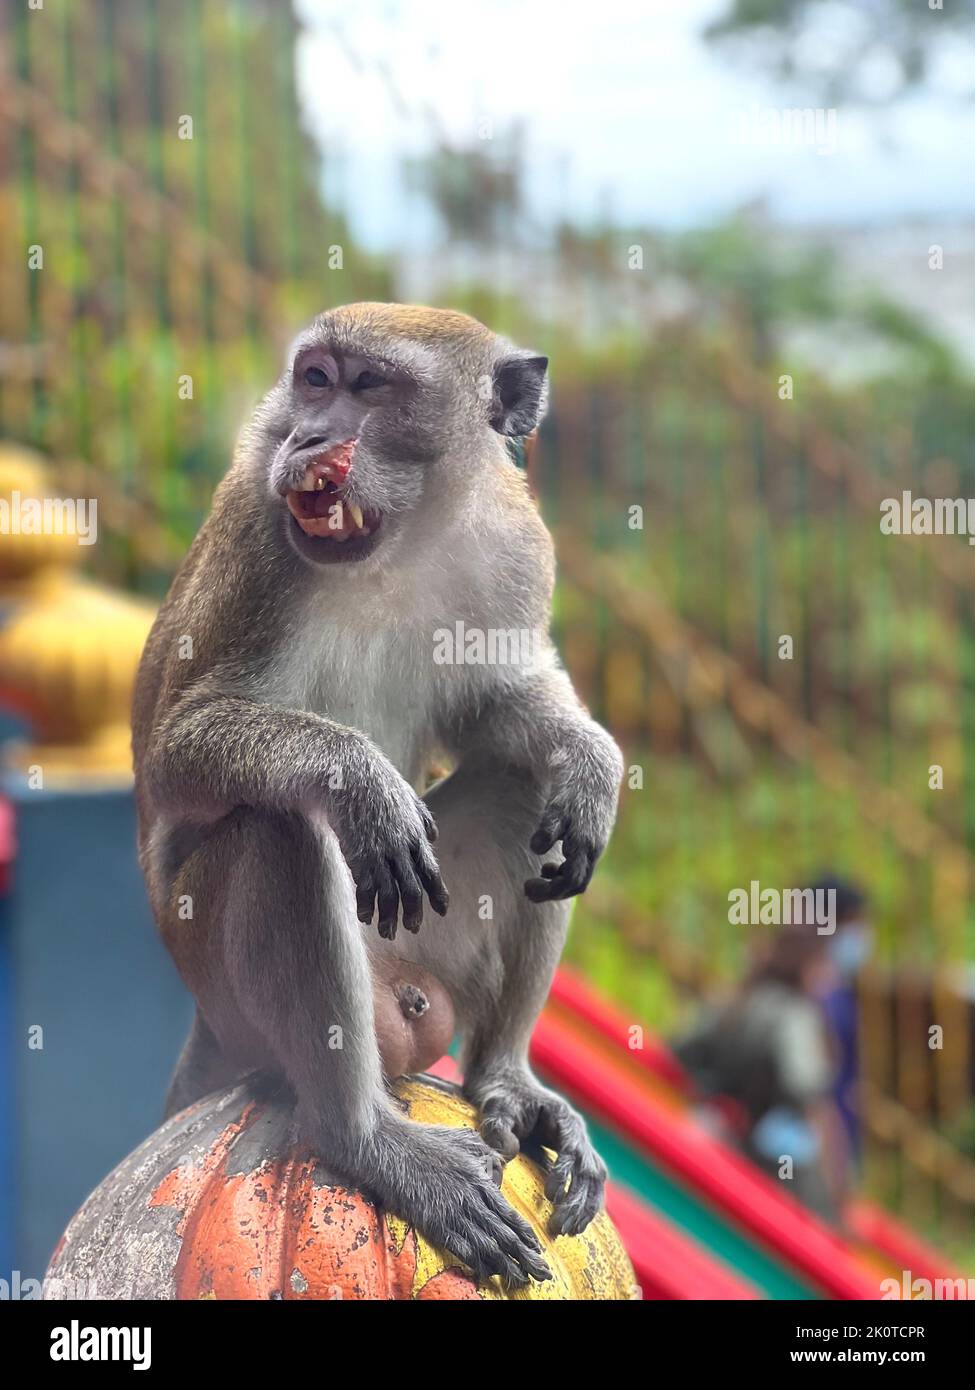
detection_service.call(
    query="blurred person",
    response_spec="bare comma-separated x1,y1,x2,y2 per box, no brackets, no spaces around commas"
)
811,876,871,1162
674,924,848,1222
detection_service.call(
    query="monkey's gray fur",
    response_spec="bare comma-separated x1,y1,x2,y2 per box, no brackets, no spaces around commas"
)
132,303,623,1287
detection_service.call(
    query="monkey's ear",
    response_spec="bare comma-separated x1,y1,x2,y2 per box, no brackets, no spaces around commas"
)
489,354,549,437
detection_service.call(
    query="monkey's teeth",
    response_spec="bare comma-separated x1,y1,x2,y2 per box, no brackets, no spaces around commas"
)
296,462,337,493
285,484,377,541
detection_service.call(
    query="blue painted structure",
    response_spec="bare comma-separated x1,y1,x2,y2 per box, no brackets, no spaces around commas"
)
1,779,191,1283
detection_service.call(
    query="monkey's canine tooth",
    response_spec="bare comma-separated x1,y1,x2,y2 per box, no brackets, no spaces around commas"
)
349,503,364,528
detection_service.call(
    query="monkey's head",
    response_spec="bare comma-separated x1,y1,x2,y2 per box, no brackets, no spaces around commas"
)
252,303,548,566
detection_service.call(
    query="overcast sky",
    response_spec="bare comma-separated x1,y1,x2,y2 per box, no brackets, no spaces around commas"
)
295,0,975,250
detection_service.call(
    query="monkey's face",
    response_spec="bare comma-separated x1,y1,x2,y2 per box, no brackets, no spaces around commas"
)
260,305,548,567
264,341,426,566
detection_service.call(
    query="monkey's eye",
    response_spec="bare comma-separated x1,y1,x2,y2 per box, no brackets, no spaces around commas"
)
303,365,332,388
353,370,388,391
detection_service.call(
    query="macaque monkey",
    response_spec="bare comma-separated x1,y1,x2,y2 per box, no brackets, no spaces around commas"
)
133,303,623,1286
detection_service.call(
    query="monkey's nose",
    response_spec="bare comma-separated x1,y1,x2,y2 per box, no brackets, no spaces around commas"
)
293,439,357,491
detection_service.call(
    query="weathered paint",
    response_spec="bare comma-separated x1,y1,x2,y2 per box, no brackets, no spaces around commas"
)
45,1076,637,1301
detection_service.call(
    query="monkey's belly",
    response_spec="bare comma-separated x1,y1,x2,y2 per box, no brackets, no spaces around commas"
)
370,956,455,1080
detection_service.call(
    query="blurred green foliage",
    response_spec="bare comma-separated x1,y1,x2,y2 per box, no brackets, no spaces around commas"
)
707,0,975,103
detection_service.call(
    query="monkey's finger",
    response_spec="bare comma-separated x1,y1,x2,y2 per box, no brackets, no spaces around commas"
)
480,1112,520,1161
412,843,449,915
355,874,377,926
452,1126,505,1184
529,810,569,857
444,1230,530,1289
544,1159,571,1204
544,1145,581,1204
523,860,581,901
472,1182,547,1262
543,1115,581,1180
411,800,436,839
544,1142,604,1235
390,855,424,933
559,850,596,897
529,848,596,902
466,1203,550,1282
524,874,558,902
375,865,400,939
534,1104,605,1234
550,1170,603,1237
418,803,439,843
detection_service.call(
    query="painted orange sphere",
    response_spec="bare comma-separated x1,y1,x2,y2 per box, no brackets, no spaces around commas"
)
45,1075,637,1301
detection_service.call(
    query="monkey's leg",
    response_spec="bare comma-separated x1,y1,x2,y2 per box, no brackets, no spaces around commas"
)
417,758,608,1236
164,1010,242,1120
180,806,549,1287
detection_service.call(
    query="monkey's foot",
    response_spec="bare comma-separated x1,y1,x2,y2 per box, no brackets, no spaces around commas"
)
363,1118,552,1288
465,1069,607,1237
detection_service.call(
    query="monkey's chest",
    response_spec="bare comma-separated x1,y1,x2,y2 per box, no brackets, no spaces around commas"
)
268,624,439,782
323,677,427,777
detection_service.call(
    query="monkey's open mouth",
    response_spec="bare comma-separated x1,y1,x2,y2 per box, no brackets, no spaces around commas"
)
285,460,381,543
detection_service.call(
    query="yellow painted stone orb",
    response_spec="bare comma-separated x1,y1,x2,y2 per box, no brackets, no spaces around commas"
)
46,1075,638,1301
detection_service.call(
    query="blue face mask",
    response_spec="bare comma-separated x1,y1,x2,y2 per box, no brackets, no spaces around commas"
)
751,1107,820,1163
829,923,872,976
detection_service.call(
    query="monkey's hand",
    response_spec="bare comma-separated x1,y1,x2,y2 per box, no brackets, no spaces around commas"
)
524,727,623,902
334,749,449,939
465,1067,607,1237
356,1114,552,1287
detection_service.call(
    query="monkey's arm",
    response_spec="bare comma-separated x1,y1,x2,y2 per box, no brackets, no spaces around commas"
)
442,665,618,1232
457,661,623,901
144,688,448,935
